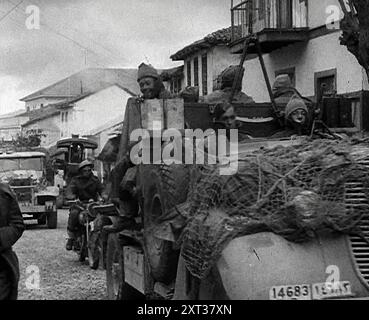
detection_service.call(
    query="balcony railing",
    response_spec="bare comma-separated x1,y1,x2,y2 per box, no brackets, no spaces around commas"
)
231,0,308,42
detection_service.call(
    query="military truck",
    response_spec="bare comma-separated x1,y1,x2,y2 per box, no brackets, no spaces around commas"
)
0,150,59,228
104,99,369,300
53,135,98,208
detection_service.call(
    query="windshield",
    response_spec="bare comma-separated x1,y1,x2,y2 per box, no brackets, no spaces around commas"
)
0,157,43,172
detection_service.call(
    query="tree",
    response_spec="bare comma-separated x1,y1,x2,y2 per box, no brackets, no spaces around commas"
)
338,0,369,80
13,129,46,148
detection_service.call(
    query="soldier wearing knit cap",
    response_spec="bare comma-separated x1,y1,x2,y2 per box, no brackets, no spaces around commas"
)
137,63,159,81
285,96,308,125
272,74,295,105
137,63,171,100
272,95,310,138
203,65,254,104
106,62,172,231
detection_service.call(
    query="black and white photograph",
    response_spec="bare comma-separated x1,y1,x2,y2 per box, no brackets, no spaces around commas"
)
1,0,369,307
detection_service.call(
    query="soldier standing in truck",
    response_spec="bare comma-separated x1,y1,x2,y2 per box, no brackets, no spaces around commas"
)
107,62,172,230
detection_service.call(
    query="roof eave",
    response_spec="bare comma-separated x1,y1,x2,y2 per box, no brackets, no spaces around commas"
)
20,95,76,102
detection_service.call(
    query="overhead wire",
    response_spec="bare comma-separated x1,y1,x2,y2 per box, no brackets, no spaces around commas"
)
0,0,24,23
5,0,134,72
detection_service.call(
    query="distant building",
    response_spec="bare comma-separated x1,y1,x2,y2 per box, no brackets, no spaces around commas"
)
20,68,140,148
22,83,136,148
20,68,139,112
0,110,29,141
170,27,241,97
85,114,124,181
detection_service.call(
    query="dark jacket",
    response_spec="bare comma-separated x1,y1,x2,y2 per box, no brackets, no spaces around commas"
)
203,87,254,104
0,183,25,300
117,89,172,162
66,174,103,202
111,89,171,200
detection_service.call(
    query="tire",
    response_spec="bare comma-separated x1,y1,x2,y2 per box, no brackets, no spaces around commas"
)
56,195,64,209
94,215,113,270
106,233,123,300
88,231,100,270
47,210,58,229
144,197,179,284
106,233,141,300
78,234,87,262
141,164,189,283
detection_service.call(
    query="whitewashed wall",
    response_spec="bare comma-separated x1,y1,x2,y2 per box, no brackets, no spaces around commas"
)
242,32,365,102
69,85,131,136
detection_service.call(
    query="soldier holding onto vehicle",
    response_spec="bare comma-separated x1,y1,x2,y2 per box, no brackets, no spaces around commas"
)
65,160,103,250
107,63,172,231
0,183,25,300
271,96,310,138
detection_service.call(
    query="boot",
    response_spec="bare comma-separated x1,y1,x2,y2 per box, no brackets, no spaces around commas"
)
66,238,74,251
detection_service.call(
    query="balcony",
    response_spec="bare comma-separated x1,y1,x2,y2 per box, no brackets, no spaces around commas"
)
230,0,309,54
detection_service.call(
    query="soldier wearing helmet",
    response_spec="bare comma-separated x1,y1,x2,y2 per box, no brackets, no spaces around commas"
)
65,160,103,251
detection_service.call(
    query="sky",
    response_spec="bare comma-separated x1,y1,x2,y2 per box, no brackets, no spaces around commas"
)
0,0,231,115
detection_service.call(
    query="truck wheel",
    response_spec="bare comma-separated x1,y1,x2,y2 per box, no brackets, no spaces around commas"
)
145,196,179,284
47,210,58,229
88,231,100,270
56,195,64,209
106,233,123,299
142,164,189,284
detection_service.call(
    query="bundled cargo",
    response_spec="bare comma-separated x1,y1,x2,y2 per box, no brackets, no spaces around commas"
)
179,138,369,279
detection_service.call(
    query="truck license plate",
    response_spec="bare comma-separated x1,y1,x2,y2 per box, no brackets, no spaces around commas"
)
269,284,311,300
270,281,353,300
312,281,352,300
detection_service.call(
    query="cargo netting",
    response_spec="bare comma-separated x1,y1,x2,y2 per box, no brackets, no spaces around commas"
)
178,138,369,279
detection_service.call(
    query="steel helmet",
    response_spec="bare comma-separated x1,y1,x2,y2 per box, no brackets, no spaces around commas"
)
78,160,93,171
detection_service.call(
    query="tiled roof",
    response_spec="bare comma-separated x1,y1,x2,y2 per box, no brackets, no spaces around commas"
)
0,109,28,119
160,66,184,81
170,26,235,61
20,68,140,102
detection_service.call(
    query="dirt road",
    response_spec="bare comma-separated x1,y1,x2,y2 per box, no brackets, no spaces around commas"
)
13,209,107,300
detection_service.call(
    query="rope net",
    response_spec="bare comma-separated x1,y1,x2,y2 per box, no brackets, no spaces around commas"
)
178,138,369,279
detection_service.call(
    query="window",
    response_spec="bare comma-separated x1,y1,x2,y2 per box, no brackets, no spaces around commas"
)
65,112,68,123
258,0,266,20
61,113,64,123
171,78,181,94
314,69,337,103
201,54,208,96
187,60,192,86
170,81,174,93
194,57,199,87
